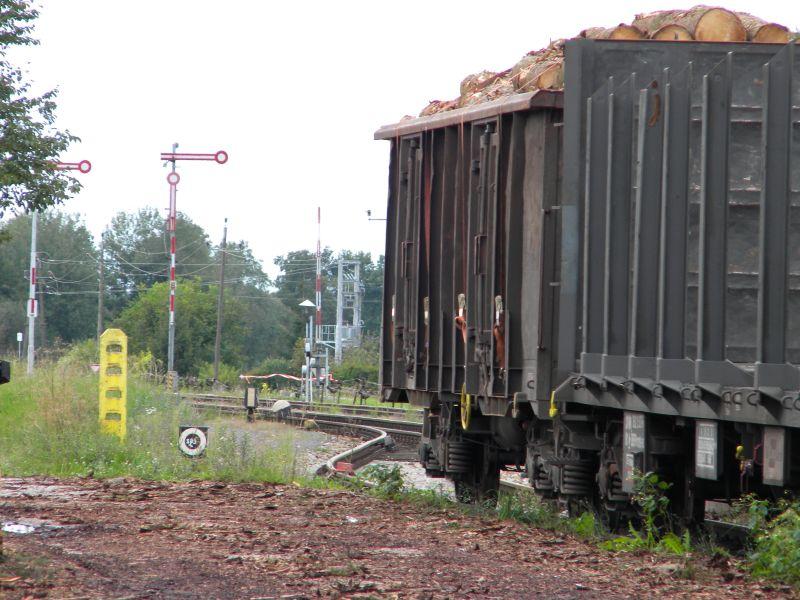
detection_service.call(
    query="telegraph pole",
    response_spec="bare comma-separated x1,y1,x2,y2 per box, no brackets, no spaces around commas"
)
160,146,228,382
213,218,228,382
97,232,105,343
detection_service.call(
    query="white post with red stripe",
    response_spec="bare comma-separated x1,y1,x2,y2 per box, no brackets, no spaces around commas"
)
25,159,93,374
160,145,227,380
26,211,38,375
166,168,180,374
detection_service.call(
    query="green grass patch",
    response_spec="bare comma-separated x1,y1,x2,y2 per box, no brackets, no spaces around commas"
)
0,358,317,485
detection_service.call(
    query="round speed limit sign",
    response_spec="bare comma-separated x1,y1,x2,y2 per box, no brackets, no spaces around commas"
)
179,427,208,457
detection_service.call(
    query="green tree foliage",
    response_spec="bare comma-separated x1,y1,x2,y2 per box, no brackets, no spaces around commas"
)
0,211,97,351
272,248,384,338
331,335,380,383
256,356,293,377
219,238,296,362
103,208,212,316
0,1,80,216
113,280,245,375
337,250,384,335
273,248,335,338
236,294,297,362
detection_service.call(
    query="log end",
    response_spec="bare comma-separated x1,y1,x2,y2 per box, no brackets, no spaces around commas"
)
752,23,791,43
651,24,694,41
535,64,564,90
608,24,646,40
695,7,747,42
460,70,500,98
581,24,645,40
419,99,458,117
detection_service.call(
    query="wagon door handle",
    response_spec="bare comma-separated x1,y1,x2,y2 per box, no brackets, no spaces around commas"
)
473,234,487,275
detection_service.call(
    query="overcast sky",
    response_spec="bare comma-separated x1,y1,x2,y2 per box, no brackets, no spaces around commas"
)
10,1,797,275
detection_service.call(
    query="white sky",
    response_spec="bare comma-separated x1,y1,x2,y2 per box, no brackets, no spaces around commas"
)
11,1,798,276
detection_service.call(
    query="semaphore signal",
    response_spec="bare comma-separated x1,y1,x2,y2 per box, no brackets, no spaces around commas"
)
160,144,228,385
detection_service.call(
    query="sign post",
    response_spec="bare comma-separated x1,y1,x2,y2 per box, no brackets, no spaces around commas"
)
159,146,228,385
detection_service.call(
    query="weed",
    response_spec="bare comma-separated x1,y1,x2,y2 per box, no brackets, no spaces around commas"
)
748,505,800,586
496,491,560,529
601,472,691,556
325,562,364,577
358,464,405,498
569,511,602,539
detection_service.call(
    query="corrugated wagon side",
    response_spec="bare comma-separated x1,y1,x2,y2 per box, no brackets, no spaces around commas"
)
376,93,564,499
376,38,800,513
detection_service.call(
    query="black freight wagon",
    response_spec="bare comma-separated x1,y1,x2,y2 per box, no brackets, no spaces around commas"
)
376,38,800,518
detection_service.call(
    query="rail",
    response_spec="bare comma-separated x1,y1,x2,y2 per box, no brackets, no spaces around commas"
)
315,423,388,477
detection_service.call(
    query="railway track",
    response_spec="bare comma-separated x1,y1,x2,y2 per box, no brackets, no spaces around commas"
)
185,393,753,548
183,393,422,421
185,394,423,445
184,394,421,473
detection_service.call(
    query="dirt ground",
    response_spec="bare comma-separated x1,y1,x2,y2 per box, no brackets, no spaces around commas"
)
0,477,791,599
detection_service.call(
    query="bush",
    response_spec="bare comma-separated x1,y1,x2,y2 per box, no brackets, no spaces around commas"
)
358,464,405,498
749,504,800,586
56,338,97,370
332,335,379,383
198,362,242,389
601,471,691,556
257,356,294,376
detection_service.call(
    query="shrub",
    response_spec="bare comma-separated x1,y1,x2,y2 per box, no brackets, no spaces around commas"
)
331,335,379,383
56,338,97,370
749,505,800,586
602,471,691,556
198,362,242,389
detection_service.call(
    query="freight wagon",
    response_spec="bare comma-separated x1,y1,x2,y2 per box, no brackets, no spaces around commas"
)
375,39,800,520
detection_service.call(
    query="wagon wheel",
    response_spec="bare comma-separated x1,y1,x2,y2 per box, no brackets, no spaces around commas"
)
460,383,472,430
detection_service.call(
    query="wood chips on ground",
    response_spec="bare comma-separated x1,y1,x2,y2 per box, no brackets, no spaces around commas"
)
0,477,792,599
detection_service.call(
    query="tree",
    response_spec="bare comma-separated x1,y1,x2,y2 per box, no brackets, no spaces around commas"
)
105,212,297,368
113,279,245,375
0,1,80,217
272,248,384,338
273,248,336,332
103,208,212,317
331,335,380,383
212,237,296,363
0,211,97,352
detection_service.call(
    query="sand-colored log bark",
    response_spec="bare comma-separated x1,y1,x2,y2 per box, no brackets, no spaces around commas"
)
651,24,694,40
580,25,645,40
737,13,791,43
633,6,745,41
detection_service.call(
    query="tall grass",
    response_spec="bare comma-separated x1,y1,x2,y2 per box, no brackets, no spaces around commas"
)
0,358,307,484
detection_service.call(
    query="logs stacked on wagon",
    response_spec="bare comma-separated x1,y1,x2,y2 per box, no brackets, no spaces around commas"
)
419,6,796,117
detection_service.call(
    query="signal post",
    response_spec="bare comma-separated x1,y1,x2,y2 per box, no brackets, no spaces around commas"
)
159,147,228,387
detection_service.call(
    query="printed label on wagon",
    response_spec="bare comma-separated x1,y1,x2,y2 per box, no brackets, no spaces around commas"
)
695,420,719,480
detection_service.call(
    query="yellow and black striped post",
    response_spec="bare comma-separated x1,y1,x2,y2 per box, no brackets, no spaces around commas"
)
99,328,127,440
